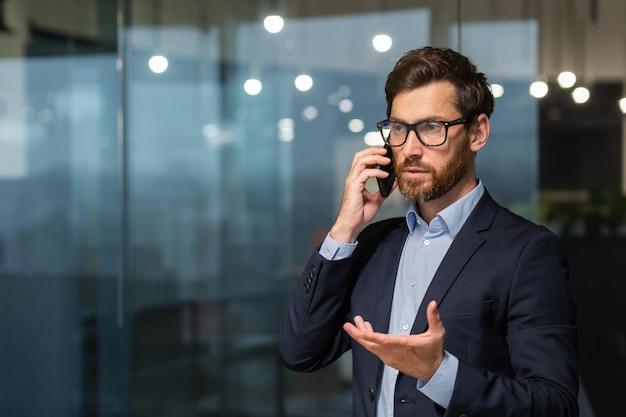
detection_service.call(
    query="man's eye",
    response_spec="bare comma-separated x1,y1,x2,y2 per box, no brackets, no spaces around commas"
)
424,122,442,132
391,123,406,133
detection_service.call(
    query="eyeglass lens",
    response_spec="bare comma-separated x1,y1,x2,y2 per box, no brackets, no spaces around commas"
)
380,121,448,146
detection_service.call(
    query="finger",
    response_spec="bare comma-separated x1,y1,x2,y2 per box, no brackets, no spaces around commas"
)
363,320,374,332
344,324,382,349
351,147,385,168
353,315,365,328
355,168,392,183
351,148,393,173
343,321,373,344
353,316,375,333
361,146,390,157
343,321,356,335
426,300,444,332
353,318,374,333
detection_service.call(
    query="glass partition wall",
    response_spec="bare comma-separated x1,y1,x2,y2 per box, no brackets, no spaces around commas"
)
0,1,624,416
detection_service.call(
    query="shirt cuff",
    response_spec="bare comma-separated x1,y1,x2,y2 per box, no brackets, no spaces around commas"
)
416,350,458,409
319,233,357,260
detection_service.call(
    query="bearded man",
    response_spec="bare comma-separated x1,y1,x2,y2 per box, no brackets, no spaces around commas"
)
279,47,579,417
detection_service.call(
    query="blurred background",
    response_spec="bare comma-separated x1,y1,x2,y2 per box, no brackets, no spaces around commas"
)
0,0,624,416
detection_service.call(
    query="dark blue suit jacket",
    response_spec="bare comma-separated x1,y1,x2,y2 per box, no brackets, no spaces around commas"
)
279,190,579,417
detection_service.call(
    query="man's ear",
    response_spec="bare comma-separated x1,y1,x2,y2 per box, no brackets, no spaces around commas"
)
470,114,490,153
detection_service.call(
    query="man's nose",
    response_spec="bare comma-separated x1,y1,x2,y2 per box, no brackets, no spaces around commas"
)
402,128,425,156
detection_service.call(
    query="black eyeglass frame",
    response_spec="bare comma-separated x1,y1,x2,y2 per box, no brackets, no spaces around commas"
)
376,116,469,147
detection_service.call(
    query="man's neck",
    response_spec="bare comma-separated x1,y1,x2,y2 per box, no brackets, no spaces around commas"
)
417,177,478,224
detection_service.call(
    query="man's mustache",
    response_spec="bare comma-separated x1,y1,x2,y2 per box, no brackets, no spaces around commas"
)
396,160,430,171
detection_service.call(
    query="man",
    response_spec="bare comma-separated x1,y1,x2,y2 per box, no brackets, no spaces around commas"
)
279,47,578,417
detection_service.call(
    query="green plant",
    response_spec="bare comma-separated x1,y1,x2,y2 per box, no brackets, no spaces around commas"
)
540,189,626,239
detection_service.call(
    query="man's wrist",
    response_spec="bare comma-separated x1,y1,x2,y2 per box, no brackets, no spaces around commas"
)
320,233,357,260
329,224,358,244
416,351,458,409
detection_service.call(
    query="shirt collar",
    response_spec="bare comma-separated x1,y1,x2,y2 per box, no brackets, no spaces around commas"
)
406,180,484,237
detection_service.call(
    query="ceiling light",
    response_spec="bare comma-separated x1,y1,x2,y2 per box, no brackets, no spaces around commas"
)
302,106,318,121
364,131,384,147
529,81,548,98
490,83,504,98
557,71,576,88
372,34,392,52
277,118,295,142
148,55,168,74
338,98,353,113
243,78,262,95
571,87,590,104
348,119,364,133
337,85,352,97
264,15,284,33
294,74,313,92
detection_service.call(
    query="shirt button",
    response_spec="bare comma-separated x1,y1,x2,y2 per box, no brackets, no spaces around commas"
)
410,280,416,287
402,323,410,331
424,239,430,246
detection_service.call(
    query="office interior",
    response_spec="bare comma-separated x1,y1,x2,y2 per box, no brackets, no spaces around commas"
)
0,0,624,416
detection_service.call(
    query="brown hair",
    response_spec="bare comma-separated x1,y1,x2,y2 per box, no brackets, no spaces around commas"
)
385,47,494,120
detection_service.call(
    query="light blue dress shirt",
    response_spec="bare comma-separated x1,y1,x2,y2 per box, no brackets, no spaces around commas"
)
319,181,484,416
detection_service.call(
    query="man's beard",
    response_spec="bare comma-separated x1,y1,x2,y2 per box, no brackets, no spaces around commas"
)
396,136,470,203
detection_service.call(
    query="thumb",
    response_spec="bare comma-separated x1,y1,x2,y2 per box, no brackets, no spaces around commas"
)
426,300,444,332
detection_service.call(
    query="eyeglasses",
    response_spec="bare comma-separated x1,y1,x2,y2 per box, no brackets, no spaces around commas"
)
376,117,468,147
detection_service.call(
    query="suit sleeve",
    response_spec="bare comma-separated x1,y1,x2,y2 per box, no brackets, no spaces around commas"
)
445,229,579,417
279,218,402,373
278,251,354,372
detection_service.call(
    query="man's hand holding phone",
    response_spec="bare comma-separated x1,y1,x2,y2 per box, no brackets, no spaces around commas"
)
329,147,396,244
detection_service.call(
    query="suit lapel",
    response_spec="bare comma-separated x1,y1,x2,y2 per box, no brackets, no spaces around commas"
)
411,190,499,333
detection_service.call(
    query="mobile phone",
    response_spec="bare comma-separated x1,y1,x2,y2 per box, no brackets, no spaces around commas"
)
376,144,396,198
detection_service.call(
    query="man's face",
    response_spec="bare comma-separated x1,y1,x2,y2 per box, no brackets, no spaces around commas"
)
389,81,474,203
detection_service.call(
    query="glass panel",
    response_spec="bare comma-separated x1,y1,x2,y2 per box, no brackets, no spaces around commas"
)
0,1,624,416
0,0,127,416
124,2,538,417
451,18,540,217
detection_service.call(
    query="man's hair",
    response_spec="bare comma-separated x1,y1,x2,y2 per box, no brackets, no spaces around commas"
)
385,47,495,120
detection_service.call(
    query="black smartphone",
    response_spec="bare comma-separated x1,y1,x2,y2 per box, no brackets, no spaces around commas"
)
376,144,396,198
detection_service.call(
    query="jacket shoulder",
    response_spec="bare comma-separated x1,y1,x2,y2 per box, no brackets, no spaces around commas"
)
353,217,406,257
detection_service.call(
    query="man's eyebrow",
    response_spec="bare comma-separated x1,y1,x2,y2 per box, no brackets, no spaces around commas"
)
389,116,441,124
